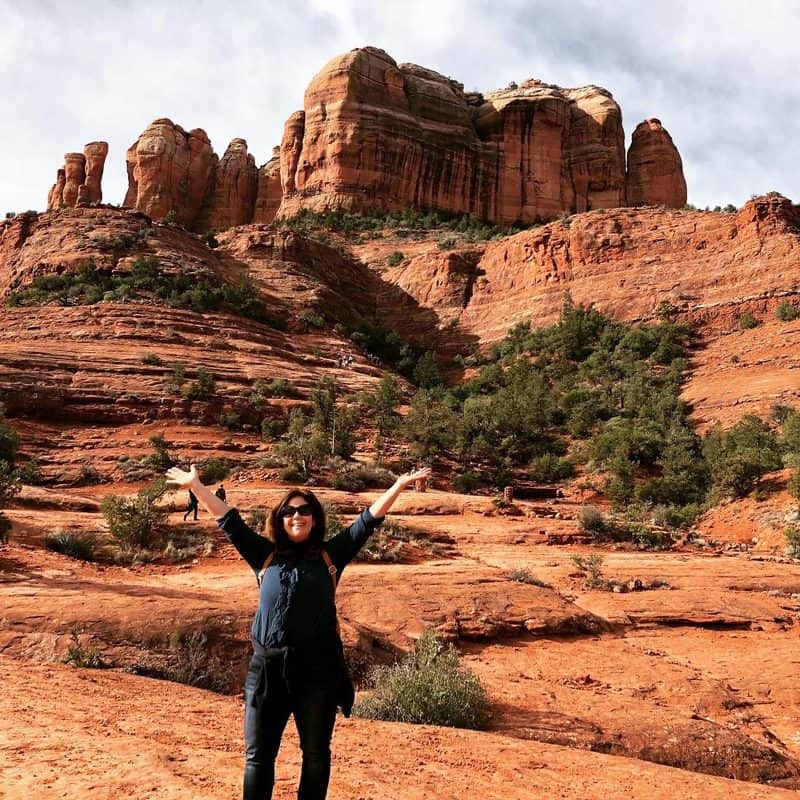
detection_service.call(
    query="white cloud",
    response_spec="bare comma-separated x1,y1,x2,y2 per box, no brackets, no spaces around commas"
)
1,0,798,214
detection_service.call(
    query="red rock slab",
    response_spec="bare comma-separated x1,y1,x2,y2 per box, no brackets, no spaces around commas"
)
2,655,796,800
467,630,800,784
338,560,605,648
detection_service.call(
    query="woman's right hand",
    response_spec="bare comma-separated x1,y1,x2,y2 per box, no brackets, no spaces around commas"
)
165,464,198,488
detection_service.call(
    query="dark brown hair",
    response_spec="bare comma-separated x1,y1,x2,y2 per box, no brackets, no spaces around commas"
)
267,488,327,555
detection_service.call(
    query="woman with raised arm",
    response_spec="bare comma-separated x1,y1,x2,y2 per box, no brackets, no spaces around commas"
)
165,464,431,800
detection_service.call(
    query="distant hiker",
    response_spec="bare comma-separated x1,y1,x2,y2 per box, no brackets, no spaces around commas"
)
215,484,227,502
165,463,432,800
183,489,199,521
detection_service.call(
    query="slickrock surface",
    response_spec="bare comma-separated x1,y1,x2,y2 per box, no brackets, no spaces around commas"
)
626,118,687,208
275,47,683,224
3,483,800,797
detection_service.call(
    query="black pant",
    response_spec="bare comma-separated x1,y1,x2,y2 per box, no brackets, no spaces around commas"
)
183,504,198,521
243,653,338,800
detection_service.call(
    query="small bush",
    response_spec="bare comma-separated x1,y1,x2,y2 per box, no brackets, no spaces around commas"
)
354,629,489,729
785,526,800,559
331,463,396,493
279,465,305,483
438,236,457,251
183,366,216,401
246,508,267,534
64,631,105,668
507,567,551,588
261,415,288,442
141,352,164,366
739,313,759,330
164,630,230,692
571,553,606,588
198,458,231,484
452,471,480,494
218,411,241,430
775,302,800,322
45,530,96,560
101,480,167,551
528,453,574,483
579,506,607,534
652,503,700,529
387,251,405,266
299,308,325,329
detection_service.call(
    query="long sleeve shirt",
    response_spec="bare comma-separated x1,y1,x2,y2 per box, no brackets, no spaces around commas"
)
217,507,383,656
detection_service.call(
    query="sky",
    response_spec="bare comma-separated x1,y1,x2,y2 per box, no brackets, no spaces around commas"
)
2,0,798,214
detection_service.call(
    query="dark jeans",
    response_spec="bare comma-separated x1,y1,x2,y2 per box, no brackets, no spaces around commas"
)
243,653,338,800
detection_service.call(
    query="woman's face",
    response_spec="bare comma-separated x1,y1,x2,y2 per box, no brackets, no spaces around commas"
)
281,496,315,543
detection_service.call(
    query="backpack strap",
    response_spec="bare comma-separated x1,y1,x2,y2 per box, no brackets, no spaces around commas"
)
321,548,338,595
256,551,274,587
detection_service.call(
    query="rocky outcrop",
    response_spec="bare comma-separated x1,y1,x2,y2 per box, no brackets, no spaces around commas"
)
275,47,682,224
123,119,217,229
253,147,282,225
204,138,258,230
47,142,108,210
626,119,687,208
124,121,267,231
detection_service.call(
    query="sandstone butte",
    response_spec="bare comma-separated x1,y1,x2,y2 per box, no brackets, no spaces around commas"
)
50,47,685,231
2,195,800,797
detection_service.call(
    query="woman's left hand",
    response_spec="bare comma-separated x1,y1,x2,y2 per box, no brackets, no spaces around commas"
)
396,466,432,489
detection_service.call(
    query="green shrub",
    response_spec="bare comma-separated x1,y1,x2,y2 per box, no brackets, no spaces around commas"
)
141,352,164,366
218,411,241,430
739,313,759,330
571,553,606,588
163,630,230,692
387,251,405,266
101,480,167,551
299,308,325,329
261,415,288,442
579,506,607,534
331,464,396,493
183,366,216,400
198,458,231,484
652,503,700,529
246,508,267,534
438,236,457,250
775,302,799,322
250,378,299,402
452,471,480,494
785,526,800,558
0,514,11,544
64,631,105,668
703,416,782,498
507,567,551,588
529,453,574,483
45,531,96,560
0,412,20,463
354,629,489,729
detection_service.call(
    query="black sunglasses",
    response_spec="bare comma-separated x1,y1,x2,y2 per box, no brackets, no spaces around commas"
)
280,503,314,518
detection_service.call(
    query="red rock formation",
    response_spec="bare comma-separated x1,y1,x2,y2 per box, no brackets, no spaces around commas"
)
47,169,66,210
204,138,258,230
47,143,108,210
275,47,674,224
626,119,687,208
456,196,800,343
123,118,217,229
83,141,109,204
253,147,282,225
62,152,86,207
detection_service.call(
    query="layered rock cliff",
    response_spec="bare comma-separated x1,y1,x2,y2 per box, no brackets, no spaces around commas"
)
47,142,108,210
275,47,685,224
122,120,263,232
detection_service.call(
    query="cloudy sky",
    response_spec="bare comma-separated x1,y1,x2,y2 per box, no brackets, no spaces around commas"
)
2,0,798,214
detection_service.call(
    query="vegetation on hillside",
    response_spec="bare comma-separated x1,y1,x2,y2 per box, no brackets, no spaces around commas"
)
6,257,283,326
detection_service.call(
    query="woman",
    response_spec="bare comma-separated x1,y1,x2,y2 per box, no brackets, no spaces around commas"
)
165,464,431,800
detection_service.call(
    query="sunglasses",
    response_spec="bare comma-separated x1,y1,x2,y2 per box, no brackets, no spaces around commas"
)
280,503,314,519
